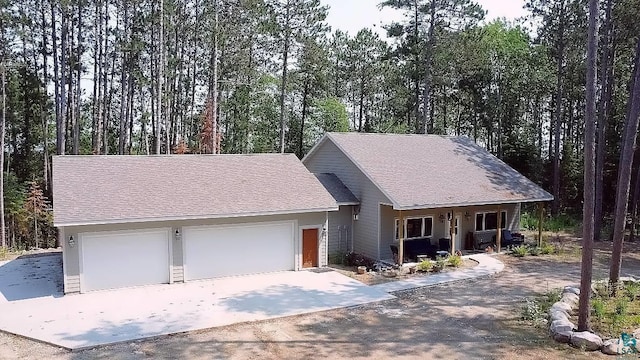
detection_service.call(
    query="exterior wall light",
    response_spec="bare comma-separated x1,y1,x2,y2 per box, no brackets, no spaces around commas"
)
175,229,181,241
464,211,471,220
68,236,75,248
439,214,445,223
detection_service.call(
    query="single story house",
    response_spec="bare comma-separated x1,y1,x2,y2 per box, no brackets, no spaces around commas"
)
52,154,337,294
302,132,554,263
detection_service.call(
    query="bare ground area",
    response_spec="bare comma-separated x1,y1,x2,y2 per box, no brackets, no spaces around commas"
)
2,238,640,359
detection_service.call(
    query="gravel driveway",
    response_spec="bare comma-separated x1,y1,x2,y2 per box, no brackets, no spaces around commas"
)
2,240,639,359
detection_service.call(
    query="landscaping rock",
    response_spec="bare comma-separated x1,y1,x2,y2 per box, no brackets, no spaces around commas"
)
633,328,640,340
560,293,579,307
602,339,629,355
619,276,637,283
550,301,572,314
563,286,580,296
549,309,570,322
553,331,572,344
550,319,575,335
570,331,603,351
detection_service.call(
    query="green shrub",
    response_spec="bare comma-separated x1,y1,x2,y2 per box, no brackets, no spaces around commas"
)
432,256,447,272
345,252,375,268
592,298,605,321
625,282,640,301
521,289,561,327
448,254,462,267
417,259,432,272
540,242,556,255
529,246,541,256
329,251,347,265
616,297,629,316
511,244,529,257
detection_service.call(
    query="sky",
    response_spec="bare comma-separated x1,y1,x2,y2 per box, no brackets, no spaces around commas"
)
321,0,529,38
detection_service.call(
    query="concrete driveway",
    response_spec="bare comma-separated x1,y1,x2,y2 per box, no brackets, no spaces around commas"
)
0,253,394,350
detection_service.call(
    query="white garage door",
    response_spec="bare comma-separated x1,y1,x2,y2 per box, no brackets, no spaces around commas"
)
183,222,294,281
80,229,170,292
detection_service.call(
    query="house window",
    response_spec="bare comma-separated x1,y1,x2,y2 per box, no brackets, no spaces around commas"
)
395,217,433,240
475,211,507,231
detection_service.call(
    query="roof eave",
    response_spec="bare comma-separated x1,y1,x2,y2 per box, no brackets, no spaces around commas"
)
54,206,339,228
392,196,554,211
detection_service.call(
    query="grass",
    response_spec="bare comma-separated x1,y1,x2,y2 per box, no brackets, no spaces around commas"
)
590,281,640,338
417,259,432,272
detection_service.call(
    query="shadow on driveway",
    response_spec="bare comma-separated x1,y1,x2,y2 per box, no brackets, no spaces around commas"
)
0,252,63,302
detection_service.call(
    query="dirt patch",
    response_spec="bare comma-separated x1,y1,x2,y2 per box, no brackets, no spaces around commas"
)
329,259,477,285
2,237,639,359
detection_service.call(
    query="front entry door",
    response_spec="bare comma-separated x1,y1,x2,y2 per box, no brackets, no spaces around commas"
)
302,228,319,268
454,214,462,252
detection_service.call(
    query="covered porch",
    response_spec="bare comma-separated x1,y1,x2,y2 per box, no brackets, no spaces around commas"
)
380,202,546,265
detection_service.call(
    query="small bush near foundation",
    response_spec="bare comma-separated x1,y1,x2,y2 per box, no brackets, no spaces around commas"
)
511,244,529,257
417,259,432,272
345,252,375,269
448,254,462,267
540,242,556,255
329,251,347,265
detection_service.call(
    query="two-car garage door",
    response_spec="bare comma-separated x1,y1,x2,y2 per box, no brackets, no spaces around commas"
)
183,222,295,281
78,222,296,292
80,229,171,292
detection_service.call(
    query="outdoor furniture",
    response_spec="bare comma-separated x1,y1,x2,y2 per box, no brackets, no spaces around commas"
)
438,238,450,253
390,237,438,262
492,229,525,247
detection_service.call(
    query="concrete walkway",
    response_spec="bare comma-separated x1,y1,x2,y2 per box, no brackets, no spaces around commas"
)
371,254,504,293
0,253,503,351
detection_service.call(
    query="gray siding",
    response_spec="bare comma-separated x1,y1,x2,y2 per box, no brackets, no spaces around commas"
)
61,212,327,294
328,205,353,256
304,140,391,260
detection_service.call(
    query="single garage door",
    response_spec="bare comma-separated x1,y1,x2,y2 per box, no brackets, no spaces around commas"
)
80,229,170,292
183,222,295,281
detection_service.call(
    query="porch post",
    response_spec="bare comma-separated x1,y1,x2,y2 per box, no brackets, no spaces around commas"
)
449,212,455,254
496,206,502,253
398,210,404,265
538,202,544,247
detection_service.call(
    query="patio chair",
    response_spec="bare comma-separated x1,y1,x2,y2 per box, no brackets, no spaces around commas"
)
492,230,525,247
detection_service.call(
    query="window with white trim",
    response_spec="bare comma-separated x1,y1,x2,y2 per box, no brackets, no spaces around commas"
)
475,211,507,231
395,217,433,240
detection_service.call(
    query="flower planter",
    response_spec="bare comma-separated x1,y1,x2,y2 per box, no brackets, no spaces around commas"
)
357,266,366,275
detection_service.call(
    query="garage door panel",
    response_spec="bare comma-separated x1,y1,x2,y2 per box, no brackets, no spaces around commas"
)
184,222,294,280
81,230,170,292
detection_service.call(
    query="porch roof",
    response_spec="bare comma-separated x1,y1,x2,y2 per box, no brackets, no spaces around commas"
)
315,133,553,210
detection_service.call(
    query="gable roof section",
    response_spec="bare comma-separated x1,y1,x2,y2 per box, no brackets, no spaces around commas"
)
53,154,338,227
314,173,359,205
312,132,553,210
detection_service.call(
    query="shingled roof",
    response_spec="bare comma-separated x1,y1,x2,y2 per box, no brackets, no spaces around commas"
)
53,154,338,227
307,132,553,210
314,173,359,205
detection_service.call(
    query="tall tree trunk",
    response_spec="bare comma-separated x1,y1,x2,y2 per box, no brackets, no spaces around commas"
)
594,0,615,241
298,77,310,158
156,0,164,154
278,1,291,154
73,1,82,155
552,1,566,215
58,3,68,155
578,0,598,332
420,0,436,134
39,0,51,190
0,63,6,248
91,0,101,154
609,38,640,286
